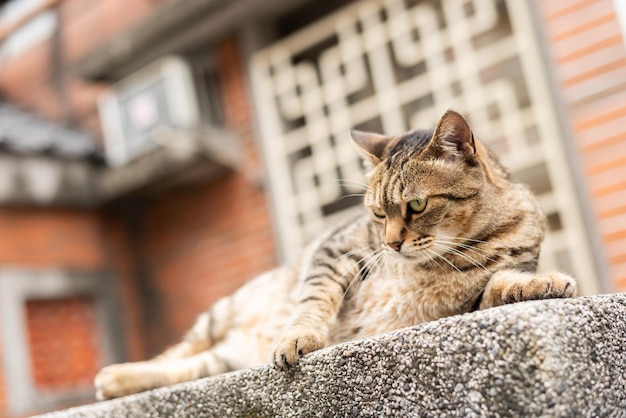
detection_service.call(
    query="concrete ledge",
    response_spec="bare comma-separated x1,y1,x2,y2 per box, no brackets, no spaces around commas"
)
39,294,626,417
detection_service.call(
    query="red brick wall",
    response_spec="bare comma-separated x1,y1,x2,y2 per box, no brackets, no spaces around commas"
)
0,207,105,267
135,37,277,355
537,0,626,291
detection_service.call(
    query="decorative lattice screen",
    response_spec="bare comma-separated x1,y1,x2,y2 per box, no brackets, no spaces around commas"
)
251,0,599,294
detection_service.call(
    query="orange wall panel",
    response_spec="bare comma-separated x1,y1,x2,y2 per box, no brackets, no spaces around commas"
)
538,0,626,292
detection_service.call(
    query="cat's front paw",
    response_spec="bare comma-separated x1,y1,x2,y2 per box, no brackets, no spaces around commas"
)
500,272,577,305
271,330,325,369
481,270,577,309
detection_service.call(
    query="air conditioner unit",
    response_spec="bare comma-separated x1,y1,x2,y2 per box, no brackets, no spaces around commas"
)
98,56,200,166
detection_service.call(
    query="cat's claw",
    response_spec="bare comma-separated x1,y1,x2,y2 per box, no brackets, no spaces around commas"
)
504,272,577,304
271,331,325,369
481,271,577,309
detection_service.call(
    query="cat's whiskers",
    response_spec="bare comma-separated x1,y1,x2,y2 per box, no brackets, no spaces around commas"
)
338,193,366,201
434,238,498,265
337,246,381,300
334,178,372,191
448,230,530,248
351,248,387,306
436,233,501,262
431,242,491,274
437,232,488,244
452,245,499,269
425,248,466,276
339,249,386,303
334,246,373,262
332,179,371,202
437,234,488,246
423,248,445,271
354,249,386,282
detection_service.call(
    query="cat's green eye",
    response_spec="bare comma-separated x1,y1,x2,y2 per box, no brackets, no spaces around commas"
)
371,206,386,219
408,198,427,213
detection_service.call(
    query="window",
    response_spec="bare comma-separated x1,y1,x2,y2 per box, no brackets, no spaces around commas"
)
189,52,225,128
26,297,102,393
0,269,122,416
99,56,201,165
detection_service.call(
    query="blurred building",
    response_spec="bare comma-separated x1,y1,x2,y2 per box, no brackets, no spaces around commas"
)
0,0,624,415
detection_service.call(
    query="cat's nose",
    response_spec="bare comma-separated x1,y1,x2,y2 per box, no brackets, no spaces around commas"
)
387,241,403,252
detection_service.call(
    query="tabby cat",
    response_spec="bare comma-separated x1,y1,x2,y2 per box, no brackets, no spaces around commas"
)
95,110,576,400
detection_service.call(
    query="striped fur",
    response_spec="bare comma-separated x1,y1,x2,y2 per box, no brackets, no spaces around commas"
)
95,110,576,399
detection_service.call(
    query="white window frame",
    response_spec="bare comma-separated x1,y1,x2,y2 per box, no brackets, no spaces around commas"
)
250,0,601,295
0,268,122,416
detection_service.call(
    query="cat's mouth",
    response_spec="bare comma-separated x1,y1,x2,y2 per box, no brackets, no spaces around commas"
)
384,235,457,265
384,236,440,260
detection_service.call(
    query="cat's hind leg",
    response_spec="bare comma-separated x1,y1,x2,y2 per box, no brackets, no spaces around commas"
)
153,296,232,362
94,298,233,400
479,269,577,309
151,312,213,362
94,266,298,400
94,349,232,400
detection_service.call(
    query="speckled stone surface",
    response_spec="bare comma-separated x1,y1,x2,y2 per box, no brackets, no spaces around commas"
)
38,294,626,418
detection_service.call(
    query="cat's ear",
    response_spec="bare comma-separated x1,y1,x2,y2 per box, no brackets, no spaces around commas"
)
350,130,391,166
428,110,476,161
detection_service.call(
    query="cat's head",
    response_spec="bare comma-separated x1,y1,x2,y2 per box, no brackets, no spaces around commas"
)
351,110,495,262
